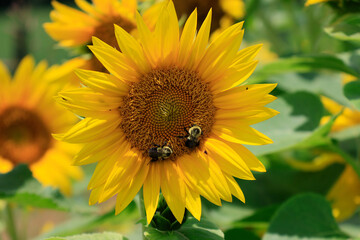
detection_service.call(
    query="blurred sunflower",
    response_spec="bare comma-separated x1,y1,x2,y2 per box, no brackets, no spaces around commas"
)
172,0,245,34
0,56,83,196
305,0,334,6
321,96,360,132
290,89,360,221
44,0,159,72
56,1,277,223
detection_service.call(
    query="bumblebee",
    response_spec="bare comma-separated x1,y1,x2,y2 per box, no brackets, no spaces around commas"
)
148,142,173,163
178,124,202,149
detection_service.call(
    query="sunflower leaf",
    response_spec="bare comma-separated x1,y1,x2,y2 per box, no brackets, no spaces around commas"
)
251,55,359,83
263,193,349,239
343,80,360,110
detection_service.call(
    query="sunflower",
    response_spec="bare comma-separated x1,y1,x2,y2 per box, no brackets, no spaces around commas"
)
171,0,245,34
289,93,360,221
320,96,360,132
305,0,334,6
56,1,277,223
44,0,159,72
0,56,83,196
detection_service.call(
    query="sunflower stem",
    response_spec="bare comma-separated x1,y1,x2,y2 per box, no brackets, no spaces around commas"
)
5,203,18,240
138,190,146,240
329,143,360,179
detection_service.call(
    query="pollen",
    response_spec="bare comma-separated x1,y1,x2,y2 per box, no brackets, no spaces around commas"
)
0,106,52,165
119,67,216,160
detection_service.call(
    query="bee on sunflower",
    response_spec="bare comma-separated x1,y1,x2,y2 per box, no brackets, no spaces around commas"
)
55,1,278,223
0,56,83,196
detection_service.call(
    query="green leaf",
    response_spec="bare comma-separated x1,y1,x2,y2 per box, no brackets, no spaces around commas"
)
251,55,359,83
264,193,349,239
325,14,360,42
0,165,71,210
273,73,351,107
247,91,324,156
343,80,360,110
145,217,224,240
224,228,260,240
45,232,127,240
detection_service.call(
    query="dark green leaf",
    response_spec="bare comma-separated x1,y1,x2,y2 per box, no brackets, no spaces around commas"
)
224,228,260,240
343,80,360,110
264,193,349,239
45,232,127,240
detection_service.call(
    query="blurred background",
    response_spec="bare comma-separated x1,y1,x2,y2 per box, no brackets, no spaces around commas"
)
0,0,360,239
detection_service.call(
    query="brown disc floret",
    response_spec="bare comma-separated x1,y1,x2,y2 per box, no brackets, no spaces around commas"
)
0,106,52,165
119,67,216,161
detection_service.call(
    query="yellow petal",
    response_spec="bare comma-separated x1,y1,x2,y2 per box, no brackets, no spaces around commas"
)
114,24,150,74
160,161,186,223
223,173,245,202
75,69,129,96
231,44,263,66
213,123,273,145
214,84,277,109
101,151,143,202
211,61,259,93
178,9,197,67
204,138,255,179
73,131,124,165
186,9,212,69
184,185,202,221
58,116,121,143
178,154,221,205
143,163,161,224
89,41,138,82
115,162,149,215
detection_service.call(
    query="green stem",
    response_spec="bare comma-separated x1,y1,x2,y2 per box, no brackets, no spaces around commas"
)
329,143,360,179
5,203,18,240
139,190,146,240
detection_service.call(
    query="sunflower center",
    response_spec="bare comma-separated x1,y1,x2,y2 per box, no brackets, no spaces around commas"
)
119,67,216,160
0,106,52,165
91,15,136,72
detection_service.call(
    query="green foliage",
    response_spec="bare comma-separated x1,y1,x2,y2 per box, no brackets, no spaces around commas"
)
0,165,71,210
45,232,128,240
144,217,224,240
264,193,349,239
343,80,360,110
252,55,359,83
325,14,360,42
224,228,260,240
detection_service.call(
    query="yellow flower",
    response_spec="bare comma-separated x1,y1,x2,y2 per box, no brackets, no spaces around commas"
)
170,0,245,34
44,0,158,72
327,165,360,221
56,1,277,223
0,56,83,196
305,0,334,6
321,96,360,132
